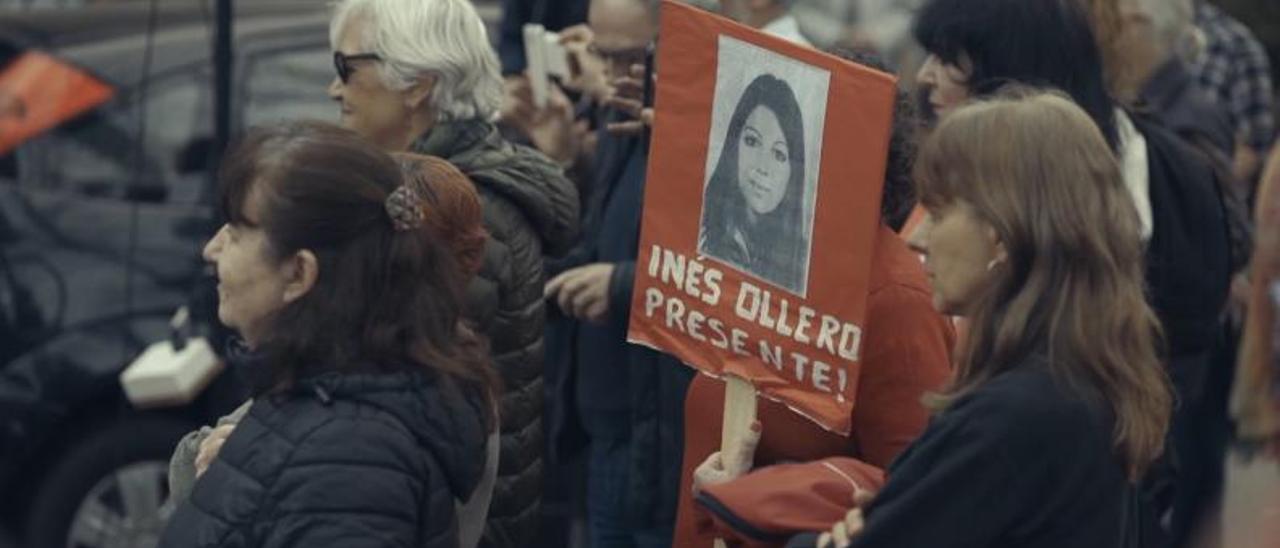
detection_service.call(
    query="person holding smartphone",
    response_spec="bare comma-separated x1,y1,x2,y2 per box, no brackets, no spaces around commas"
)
538,1,694,546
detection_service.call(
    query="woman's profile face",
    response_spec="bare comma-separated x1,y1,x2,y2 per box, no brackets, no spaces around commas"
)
736,105,792,218
202,189,300,347
905,200,1001,315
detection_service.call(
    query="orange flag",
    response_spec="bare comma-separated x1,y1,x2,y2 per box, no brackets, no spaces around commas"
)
0,51,115,156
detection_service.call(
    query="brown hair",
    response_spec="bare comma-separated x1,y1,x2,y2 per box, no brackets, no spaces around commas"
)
914,88,1171,480
392,153,488,277
218,121,499,416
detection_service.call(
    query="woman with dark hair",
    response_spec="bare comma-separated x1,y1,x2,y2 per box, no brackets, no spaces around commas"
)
159,121,499,548
700,72,809,293
392,152,497,548
912,0,1119,148
812,90,1172,548
911,1,1232,538
392,152,490,280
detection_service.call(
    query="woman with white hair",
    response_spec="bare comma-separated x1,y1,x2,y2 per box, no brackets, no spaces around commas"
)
327,2,578,544
327,0,507,148
330,0,578,542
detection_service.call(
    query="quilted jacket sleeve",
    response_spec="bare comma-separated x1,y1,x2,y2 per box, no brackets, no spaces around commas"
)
255,416,448,548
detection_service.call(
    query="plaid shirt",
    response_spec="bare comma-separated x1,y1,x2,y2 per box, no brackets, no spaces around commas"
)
1189,3,1276,153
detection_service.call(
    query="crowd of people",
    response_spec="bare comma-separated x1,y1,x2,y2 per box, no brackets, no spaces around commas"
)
152,0,1280,547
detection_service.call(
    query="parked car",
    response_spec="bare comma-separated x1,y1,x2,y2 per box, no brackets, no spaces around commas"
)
0,3,336,547
0,2,503,546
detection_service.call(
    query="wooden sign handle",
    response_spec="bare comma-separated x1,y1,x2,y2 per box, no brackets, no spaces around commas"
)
720,374,758,453
714,374,758,548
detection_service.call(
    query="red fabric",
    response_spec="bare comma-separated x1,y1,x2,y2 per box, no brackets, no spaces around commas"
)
673,226,955,547
697,458,885,547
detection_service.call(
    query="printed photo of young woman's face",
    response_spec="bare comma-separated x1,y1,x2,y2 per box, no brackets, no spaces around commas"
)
736,105,792,218
698,35,830,296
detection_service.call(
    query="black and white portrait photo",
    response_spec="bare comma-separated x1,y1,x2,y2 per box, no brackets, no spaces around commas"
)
698,35,831,296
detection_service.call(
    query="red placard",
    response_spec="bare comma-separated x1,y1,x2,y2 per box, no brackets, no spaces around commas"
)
627,1,896,435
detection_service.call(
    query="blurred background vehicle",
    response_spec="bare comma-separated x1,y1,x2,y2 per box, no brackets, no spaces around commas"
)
0,2,495,547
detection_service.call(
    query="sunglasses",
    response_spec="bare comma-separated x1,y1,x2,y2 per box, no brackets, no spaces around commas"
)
333,51,382,83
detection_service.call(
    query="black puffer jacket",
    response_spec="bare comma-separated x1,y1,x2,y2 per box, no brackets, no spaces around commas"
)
411,119,579,545
158,370,489,548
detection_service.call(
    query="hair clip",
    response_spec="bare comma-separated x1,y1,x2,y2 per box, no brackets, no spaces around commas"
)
385,184,426,231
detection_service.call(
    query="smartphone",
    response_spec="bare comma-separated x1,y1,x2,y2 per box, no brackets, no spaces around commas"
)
523,24,571,108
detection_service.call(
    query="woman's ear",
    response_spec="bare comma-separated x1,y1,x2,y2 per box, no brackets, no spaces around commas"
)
987,225,1008,267
282,249,319,304
405,74,437,111
991,241,1008,270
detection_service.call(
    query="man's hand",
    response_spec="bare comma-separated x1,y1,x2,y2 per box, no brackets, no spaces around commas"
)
194,424,235,478
691,420,762,493
501,75,579,165
606,63,655,136
560,25,612,103
545,263,617,323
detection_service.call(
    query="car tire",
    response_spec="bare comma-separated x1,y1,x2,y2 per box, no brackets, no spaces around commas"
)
23,415,195,548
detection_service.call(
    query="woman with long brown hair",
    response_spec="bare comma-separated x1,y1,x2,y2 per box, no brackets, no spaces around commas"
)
815,89,1172,547
159,121,500,548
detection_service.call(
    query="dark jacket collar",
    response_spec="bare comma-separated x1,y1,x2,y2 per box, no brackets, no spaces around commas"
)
292,369,490,502
226,336,489,501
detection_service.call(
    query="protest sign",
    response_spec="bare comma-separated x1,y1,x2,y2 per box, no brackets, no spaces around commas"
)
627,1,896,435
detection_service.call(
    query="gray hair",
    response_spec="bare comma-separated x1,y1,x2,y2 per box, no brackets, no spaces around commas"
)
331,0,504,122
